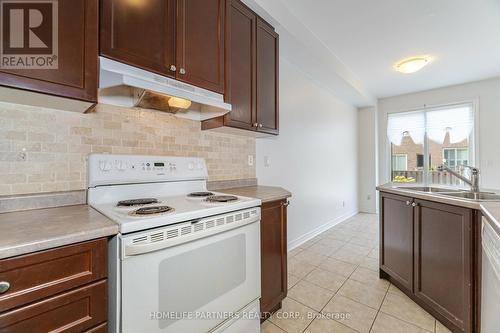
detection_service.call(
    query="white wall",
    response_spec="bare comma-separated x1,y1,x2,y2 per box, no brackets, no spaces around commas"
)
377,77,500,189
256,58,359,248
358,107,377,213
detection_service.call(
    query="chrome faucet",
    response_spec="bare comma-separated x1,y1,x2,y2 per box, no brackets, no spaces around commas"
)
437,164,480,193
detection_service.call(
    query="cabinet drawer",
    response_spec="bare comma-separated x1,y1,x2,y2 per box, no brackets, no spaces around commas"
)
0,280,106,333
0,238,107,312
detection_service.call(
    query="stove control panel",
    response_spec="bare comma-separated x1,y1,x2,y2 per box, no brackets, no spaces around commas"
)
88,154,208,187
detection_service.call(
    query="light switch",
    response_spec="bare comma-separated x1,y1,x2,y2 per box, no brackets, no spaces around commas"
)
247,155,254,166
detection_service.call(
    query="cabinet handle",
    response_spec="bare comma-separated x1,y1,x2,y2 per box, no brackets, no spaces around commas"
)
0,281,10,294
258,124,263,128
406,200,411,206
170,65,177,72
412,202,417,207
179,68,186,75
282,201,290,207
253,123,258,128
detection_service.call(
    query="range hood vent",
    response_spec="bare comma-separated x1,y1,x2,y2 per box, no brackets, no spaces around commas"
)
98,57,231,121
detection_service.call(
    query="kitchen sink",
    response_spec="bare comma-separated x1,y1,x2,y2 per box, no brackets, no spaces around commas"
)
438,192,500,201
398,186,464,193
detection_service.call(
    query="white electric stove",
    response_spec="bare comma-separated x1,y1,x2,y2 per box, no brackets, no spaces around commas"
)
87,154,262,333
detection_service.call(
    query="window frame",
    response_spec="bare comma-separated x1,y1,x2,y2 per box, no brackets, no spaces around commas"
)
385,99,479,186
442,147,469,170
392,154,408,171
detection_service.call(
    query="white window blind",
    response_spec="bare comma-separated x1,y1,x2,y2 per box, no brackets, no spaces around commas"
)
387,103,473,145
387,111,425,145
426,104,473,144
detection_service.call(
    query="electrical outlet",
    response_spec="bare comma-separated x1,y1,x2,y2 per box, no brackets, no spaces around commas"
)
264,156,270,167
247,155,254,166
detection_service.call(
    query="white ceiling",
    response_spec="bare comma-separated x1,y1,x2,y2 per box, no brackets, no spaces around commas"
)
283,0,500,98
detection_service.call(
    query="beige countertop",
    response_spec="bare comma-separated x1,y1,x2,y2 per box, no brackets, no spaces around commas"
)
221,185,291,203
377,183,483,209
0,205,118,260
480,202,500,237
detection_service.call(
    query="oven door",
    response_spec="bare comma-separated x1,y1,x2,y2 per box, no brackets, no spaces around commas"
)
120,220,261,333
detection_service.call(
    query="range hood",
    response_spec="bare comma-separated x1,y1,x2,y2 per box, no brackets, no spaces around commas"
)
98,57,231,121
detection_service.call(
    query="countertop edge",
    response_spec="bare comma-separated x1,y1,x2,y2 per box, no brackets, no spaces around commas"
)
480,204,500,237
0,224,119,260
377,184,481,210
221,185,292,203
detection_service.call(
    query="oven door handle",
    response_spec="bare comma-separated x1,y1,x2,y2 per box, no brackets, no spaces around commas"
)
122,217,260,258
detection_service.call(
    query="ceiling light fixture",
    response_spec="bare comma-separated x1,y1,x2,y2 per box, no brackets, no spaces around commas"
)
394,56,431,74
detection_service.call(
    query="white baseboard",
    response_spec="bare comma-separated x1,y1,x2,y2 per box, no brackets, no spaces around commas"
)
287,210,359,251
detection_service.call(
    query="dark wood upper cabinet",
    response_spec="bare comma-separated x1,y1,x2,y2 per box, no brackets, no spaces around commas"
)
222,0,256,131
380,192,414,293
100,0,176,77
256,18,279,135
202,0,279,135
0,0,98,102
260,199,288,317
413,199,473,333
101,0,224,93
176,0,225,93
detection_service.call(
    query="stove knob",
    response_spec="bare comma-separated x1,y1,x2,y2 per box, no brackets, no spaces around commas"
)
197,163,204,170
99,160,112,172
188,162,195,170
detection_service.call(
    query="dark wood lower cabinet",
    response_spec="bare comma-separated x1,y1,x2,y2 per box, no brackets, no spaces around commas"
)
379,193,414,293
260,199,288,318
0,239,108,332
414,199,473,333
380,192,480,333
0,281,106,333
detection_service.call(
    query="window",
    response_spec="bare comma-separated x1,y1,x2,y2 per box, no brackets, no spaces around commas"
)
388,102,475,186
392,154,408,171
443,148,469,170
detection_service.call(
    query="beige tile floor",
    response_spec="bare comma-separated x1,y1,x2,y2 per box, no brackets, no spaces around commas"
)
261,213,453,333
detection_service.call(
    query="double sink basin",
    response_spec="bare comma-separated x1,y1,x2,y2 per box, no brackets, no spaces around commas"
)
395,186,500,202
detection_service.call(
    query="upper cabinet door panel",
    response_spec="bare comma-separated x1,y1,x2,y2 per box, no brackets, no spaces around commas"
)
256,18,279,135
223,0,256,130
100,0,176,76
0,0,98,102
176,0,225,93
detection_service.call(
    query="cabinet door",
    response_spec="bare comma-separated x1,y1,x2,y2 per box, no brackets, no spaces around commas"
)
380,192,414,292
256,18,279,135
101,0,176,77
223,0,256,131
0,0,98,102
413,199,472,333
176,0,225,93
260,200,288,315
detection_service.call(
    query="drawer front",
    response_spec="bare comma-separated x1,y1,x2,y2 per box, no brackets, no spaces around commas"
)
0,238,107,312
0,280,106,333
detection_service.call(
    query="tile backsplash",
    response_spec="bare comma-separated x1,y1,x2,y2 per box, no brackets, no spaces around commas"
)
0,102,256,195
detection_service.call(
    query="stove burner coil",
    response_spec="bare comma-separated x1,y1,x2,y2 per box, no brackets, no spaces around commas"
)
205,195,238,203
187,192,215,198
117,198,159,207
130,206,174,216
